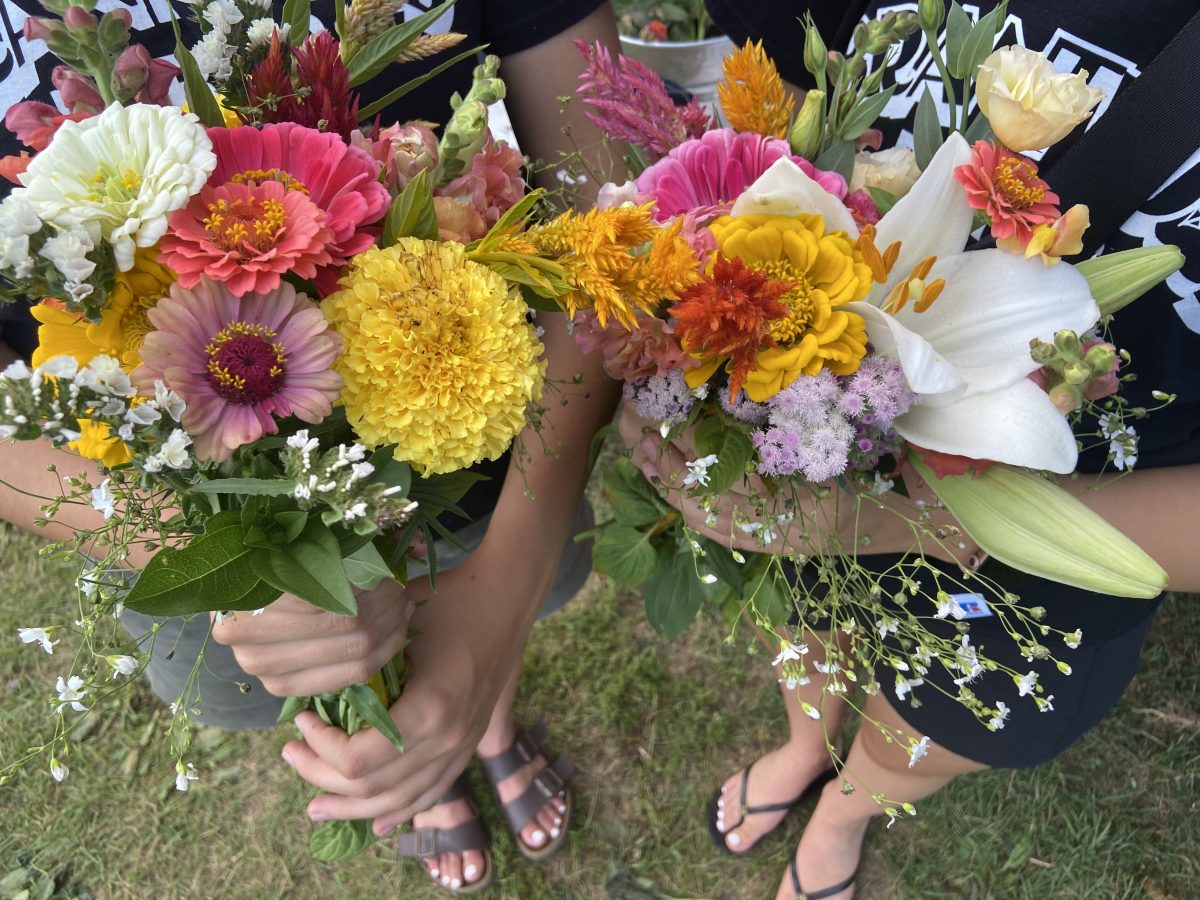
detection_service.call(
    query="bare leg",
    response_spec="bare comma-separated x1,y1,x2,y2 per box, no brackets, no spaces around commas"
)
413,646,567,890
775,692,990,900
715,630,853,853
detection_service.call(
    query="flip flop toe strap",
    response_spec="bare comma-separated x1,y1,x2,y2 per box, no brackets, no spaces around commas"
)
789,855,858,900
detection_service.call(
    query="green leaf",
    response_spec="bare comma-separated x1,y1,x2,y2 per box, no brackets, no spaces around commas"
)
475,190,544,250
171,22,223,127
593,525,658,584
124,512,279,616
277,695,312,724
347,0,458,86
357,43,482,121
836,86,896,141
691,416,755,497
191,477,296,496
696,536,744,594
309,819,377,861
409,469,486,513
379,169,438,246
343,683,405,751
587,421,619,473
248,519,357,615
943,2,974,79
963,112,996,145
274,510,309,543
343,541,393,589
953,1,1006,82
865,186,899,217
744,558,790,627
644,545,704,639
813,138,855,182
913,85,944,170
910,455,1168,598
603,457,668,528
281,0,310,44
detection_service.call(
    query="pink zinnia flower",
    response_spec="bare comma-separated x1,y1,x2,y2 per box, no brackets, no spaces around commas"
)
160,179,334,296
954,140,1060,243
572,310,694,382
132,278,343,463
636,129,847,221
206,124,390,294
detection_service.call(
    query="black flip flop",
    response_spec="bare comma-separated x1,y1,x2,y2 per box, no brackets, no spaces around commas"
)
706,761,837,855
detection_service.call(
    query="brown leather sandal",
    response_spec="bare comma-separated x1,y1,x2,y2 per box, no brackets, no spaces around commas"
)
396,777,494,895
477,719,574,862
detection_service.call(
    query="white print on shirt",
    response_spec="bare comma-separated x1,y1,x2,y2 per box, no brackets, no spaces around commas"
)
400,1,452,34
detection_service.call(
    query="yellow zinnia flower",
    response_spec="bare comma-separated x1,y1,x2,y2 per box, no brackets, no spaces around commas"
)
31,249,176,372
709,212,872,401
68,419,132,467
718,41,795,140
324,238,547,476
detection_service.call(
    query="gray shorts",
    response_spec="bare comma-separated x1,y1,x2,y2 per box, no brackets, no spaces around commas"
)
119,504,594,730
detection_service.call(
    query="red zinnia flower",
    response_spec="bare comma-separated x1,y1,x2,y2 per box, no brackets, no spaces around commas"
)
669,255,791,400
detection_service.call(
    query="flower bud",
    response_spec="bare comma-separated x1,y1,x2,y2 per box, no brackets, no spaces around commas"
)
1083,343,1116,377
1048,382,1082,413
113,45,150,98
62,6,97,29
52,65,104,113
1052,329,1080,356
788,90,825,159
803,18,827,83
22,16,59,43
1075,245,1186,318
918,0,946,32
826,51,844,85
139,57,181,106
1028,338,1057,365
97,8,131,44
1062,361,1091,386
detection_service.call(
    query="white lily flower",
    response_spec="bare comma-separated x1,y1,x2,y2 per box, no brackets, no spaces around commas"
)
735,134,1100,474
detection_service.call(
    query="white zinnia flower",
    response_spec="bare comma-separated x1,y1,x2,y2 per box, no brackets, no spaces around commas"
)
18,626,58,654
734,136,1100,474
19,104,216,271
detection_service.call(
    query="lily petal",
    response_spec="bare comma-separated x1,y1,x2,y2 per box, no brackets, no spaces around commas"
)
846,301,966,405
731,158,859,236
895,379,1079,473
895,250,1100,397
871,133,974,304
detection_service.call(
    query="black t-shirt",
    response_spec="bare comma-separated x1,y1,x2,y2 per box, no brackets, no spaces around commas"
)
706,0,1200,473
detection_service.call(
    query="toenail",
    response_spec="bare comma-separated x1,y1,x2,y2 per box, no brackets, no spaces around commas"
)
550,827,560,838
465,865,478,880
441,876,450,886
717,798,725,809
531,830,546,844
554,817,562,826
430,869,439,878
451,879,461,889
727,833,742,846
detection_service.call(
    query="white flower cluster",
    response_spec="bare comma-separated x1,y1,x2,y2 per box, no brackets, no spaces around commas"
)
0,355,190,473
1099,412,1138,471
0,193,43,280
281,431,418,532
193,0,243,81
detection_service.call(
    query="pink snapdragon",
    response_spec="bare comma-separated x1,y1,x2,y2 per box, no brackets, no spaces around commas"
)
573,310,693,382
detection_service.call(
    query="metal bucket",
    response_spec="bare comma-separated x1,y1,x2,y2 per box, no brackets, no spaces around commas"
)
618,35,736,114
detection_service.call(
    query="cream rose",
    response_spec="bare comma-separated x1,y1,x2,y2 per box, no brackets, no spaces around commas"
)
975,46,1104,152
849,147,922,198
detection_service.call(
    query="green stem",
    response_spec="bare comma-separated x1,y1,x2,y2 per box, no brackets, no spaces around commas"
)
922,27,957,132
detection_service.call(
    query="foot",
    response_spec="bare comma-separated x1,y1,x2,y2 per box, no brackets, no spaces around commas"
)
714,743,833,854
411,798,489,892
477,723,568,853
774,808,866,900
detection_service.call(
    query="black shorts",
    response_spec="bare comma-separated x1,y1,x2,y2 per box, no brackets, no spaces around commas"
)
784,554,1162,769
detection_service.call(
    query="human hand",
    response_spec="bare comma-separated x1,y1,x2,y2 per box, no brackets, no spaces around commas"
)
279,549,532,835
210,580,413,697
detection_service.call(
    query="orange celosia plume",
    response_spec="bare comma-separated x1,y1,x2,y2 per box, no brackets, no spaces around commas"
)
718,40,795,139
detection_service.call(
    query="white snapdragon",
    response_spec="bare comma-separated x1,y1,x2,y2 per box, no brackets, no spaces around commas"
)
154,381,187,421
18,627,58,654
0,192,42,278
91,479,116,519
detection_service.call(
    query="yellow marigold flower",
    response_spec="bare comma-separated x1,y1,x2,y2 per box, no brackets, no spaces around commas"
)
68,419,132,467
710,213,872,401
31,250,175,372
718,40,795,140
323,238,546,476
528,206,700,329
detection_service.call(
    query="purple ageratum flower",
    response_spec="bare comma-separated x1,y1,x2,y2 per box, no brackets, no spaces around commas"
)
624,369,696,423
753,418,852,482
574,40,713,163
845,356,916,428
636,129,851,222
768,369,842,424
720,388,769,424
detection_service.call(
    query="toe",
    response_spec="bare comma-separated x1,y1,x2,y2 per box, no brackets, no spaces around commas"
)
724,822,752,853
521,820,548,849
462,850,486,886
535,806,559,841
425,859,439,882
443,853,463,892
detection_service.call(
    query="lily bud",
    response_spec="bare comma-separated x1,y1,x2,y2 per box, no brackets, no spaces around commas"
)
1052,329,1080,356
1075,245,1186,318
918,0,946,32
62,6,97,29
788,90,825,159
803,18,827,83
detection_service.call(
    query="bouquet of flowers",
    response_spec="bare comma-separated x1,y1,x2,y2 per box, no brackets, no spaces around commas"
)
0,0,689,858
573,1,1183,764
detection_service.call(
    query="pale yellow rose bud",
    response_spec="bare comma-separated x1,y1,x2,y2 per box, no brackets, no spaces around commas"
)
849,146,921,197
975,46,1104,151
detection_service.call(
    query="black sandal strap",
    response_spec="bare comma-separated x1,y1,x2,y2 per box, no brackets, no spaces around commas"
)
396,817,488,860
478,719,550,784
789,855,857,900
497,754,574,834
737,763,836,818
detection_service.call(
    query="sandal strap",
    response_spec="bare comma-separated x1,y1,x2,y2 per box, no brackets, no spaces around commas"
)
789,855,858,900
478,718,552,785
497,754,574,835
737,761,810,817
396,817,489,860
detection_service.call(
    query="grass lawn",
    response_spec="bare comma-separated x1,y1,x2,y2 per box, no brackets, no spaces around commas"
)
1,518,1197,899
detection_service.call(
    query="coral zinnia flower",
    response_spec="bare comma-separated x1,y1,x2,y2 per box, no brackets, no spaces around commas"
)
636,129,845,223
160,179,334,296
718,40,794,139
323,239,546,476
32,249,176,371
132,278,343,463
670,255,791,400
953,140,1060,243
206,123,390,294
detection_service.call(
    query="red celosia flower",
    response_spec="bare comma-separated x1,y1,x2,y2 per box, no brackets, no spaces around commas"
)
246,32,294,121
287,31,360,140
669,255,791,400
954,140,1060,243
